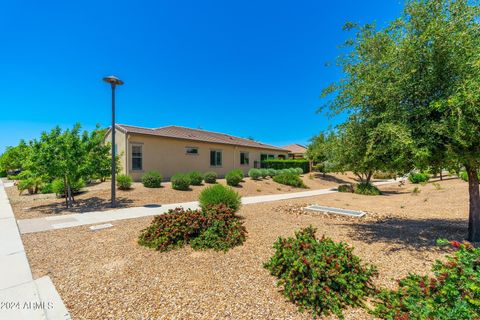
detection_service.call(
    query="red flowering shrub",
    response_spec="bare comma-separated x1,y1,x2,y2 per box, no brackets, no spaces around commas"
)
371,240,480,320
138,204,246,252
264,226,378,319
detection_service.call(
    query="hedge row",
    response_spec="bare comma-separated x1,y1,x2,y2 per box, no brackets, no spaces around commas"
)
262,159,310,173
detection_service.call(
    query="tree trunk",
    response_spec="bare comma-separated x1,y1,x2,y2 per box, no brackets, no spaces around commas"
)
440,170,443,181
67,184,73,208
365,171,373,185
466,165,480,242
63,176,69,208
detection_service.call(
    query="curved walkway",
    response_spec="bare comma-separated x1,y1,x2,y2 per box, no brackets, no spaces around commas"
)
17,180,398,235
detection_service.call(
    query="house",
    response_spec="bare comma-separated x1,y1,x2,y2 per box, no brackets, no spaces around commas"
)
282,144,307,159
104,124,289,181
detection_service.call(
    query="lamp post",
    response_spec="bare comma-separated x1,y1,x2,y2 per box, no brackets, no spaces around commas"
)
103,75,124,208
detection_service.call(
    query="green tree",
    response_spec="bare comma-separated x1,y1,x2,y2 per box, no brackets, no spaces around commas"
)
30,124,86,207
0,140,31,173
305,133,329,176
322,0,480,241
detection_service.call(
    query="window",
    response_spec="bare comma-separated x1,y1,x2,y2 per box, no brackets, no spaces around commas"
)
131,145,143,171
185,147,199,155
267,154,275,159
240,152,249,165
210,150,222,166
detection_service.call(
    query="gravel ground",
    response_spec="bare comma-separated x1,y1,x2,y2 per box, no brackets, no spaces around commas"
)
21,176,470,320
6,172,358,219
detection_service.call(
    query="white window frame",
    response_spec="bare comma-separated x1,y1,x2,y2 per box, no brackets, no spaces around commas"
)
210,149,222,167
131,143,143,172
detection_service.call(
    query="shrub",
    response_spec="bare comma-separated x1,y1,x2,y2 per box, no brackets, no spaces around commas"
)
264,226,378,319
226,170,242,186
230,168,244,179
263,159,310,173
17,177,42,195
142,171,162,188
259,168,269,178
138,204,246,252
40,182,53,194
408,172,430,184
294,167,303,174
267,168,277,177
355,182,381,196
51,178,85,196
199,184,241,212
188,171,203,185
338,184,354,193
0,170,6,178
190,205,247,251
371,240,480,320
171,173,191,190
204,171,217,184
248,168,262,180
273,172,307,188
412,186,421,195
117,174,133,190
373,171,396,179
457,170,480,182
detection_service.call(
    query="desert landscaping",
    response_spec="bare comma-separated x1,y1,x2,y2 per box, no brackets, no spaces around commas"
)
18,175,469,319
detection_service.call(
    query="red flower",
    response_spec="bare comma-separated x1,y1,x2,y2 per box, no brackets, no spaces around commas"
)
450,240,461,248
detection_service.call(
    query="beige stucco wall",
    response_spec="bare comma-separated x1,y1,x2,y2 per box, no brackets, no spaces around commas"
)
104,128,128,175
106,132,288,181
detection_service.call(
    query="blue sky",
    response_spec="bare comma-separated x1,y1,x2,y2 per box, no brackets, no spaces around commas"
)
0,1,403,151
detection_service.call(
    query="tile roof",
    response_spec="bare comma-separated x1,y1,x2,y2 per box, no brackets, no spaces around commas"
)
116,124,288,152
282,144,307,154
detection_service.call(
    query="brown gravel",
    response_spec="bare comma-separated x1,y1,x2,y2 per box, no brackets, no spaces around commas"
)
21,176,470,320
6,172,358,219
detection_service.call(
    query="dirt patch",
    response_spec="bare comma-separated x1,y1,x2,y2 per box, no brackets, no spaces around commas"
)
22,177,470,319
7,172,358,219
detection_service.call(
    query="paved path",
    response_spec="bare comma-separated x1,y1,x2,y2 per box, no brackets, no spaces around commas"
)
0,180,70,320
17,179,399,235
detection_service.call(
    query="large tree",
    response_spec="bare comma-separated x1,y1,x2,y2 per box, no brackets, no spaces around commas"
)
323,0,480,241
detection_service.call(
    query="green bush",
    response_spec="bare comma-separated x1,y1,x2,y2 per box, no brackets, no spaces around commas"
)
188,171,203,185
40,182,53,194
204,171,217,184
273,172,307,188
248,168,262,180
267,168,277,177
355,182,381,196
371,240,480,320
259,168,269,178
142,171,162,188
199,184,241,212
117,174,133,190
408,172,430,184
230,168,244,179
0,170,6,178
262,159,310,173
226,170,242,186
338,184,354,193
264,226,378,319
171,173,191,190
17,177,43,195
51,178,85,196
294,167,303,174
138,205,246,252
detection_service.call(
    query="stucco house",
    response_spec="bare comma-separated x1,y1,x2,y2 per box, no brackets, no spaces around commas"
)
282,144,307,159
105,124,289,181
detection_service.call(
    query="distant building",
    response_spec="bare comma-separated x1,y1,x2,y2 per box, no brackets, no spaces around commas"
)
282,144,307,159
105,124,289,181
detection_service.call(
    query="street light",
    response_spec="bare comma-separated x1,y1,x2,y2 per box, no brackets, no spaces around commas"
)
103,75,124,208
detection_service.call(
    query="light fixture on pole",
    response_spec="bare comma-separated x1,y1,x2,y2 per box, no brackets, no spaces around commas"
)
103,75,124,208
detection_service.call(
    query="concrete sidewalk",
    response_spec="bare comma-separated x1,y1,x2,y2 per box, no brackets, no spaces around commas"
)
0,180,70,320
17,179,399,235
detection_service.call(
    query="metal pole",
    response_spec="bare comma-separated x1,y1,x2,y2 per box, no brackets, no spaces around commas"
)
111,83,116,208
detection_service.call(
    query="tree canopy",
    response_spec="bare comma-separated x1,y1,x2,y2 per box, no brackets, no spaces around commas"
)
321,0,480,241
